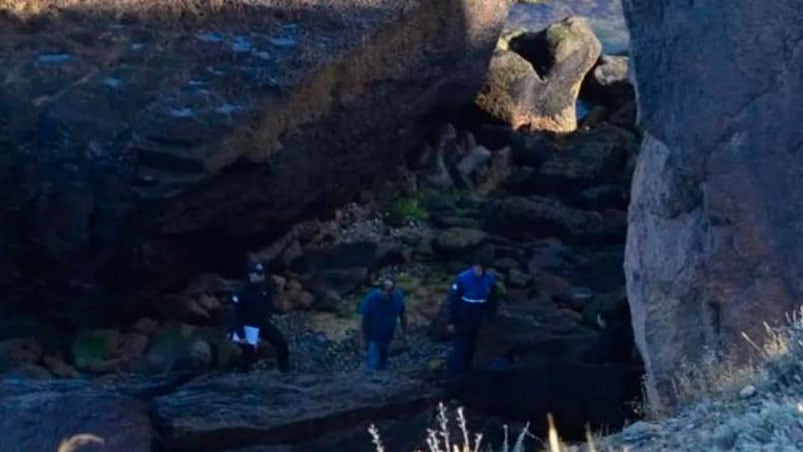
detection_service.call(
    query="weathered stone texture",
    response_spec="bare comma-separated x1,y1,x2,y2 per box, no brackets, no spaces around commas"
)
623,0,803,409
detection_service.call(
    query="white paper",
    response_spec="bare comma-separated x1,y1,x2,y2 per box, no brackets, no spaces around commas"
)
232,326,260,346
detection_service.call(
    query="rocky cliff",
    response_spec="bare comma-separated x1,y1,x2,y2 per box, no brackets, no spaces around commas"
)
623,0,803,409
0,0,509,323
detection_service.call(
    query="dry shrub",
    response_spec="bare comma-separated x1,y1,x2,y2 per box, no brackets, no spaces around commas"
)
670,305,803,407
57,434,104,452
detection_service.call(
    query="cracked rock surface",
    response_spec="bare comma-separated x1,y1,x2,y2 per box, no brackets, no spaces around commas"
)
623,0,803,410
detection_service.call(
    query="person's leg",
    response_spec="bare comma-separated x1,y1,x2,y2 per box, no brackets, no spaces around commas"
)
447,333,468,377
367,341,381,370
378,341,390,370
463,329,478,371
237,343,256,372
259,321,290,373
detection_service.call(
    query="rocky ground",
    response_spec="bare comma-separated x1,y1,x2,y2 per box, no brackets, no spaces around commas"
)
269,313,451,375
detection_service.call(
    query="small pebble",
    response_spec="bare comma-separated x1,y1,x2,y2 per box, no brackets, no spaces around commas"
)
270,37,298,47
197,32,225,43
101,77,123,89
231,36,252,53
37,53,71,64
740,385,757,399
214,104,245,115
168,108,195,118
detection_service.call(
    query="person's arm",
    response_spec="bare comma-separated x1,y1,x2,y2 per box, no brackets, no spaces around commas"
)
358,292,373,349
485,274,501,323
262,281,278,317
229,291,246,340
399,292,408,341
446,277,463,333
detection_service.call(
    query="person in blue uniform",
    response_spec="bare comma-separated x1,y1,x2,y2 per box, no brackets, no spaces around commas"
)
358,279,408,370
446,257,499,376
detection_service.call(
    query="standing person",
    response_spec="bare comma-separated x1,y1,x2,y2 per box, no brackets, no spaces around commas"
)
446,257,499,376
358,279,408,371
229,261,290,373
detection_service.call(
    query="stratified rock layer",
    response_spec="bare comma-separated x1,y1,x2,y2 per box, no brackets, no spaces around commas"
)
0,0,510,321
623,0,803,409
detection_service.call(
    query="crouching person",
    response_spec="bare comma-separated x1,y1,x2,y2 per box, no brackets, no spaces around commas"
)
358,279,408,371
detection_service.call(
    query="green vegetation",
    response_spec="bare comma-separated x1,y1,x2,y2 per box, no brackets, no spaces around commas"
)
385,196,429,224
546,24,572,47
494,279,508,302
70,330,115,369
336,298,360,320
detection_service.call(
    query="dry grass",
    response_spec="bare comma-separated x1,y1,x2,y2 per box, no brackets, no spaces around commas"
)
669,306,803,409
369,402,631,452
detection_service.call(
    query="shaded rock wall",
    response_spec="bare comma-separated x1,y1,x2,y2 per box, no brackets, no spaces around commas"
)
623,0,803,409
0,0,510,322
0,379,153,451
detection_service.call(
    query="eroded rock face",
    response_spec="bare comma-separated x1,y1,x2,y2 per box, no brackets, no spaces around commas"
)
623,0,803,409
475,16,601,133
0,0,510,322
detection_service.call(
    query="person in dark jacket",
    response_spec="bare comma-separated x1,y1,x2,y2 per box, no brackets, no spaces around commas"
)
358,279,408,371
228,261,290,373
446,257,499,376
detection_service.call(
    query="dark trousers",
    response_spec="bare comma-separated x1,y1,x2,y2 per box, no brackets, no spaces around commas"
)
237,321,290,373
448,329,479,377
367,341,391,370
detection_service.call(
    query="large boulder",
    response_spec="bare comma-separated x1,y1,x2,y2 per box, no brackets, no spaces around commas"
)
456,362,642,439
490,196,626,245
580,55,633,109
624,0,803,410
0,0,511,323
452,293,642,439
288,240,402,306
433,227,488,259
475,16,602,133
151,371,441,451
512,124,638,198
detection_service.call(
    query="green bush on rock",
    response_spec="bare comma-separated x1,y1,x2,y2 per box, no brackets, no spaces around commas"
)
71,330,117,369
384,196,429,225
